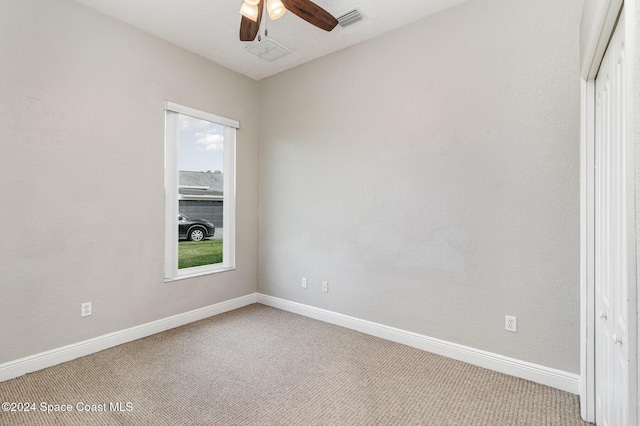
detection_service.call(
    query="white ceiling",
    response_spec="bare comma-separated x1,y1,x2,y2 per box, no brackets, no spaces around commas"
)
73,0,471,81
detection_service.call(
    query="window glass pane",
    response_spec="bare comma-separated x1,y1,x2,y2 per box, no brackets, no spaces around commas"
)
177,113,224,269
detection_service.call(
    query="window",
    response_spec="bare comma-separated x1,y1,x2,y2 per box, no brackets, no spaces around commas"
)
164,102,237,280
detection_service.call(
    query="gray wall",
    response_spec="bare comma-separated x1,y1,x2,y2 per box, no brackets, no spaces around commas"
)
258,0,583,373
579,0,598,64
0,0,587,378
0,0,259,364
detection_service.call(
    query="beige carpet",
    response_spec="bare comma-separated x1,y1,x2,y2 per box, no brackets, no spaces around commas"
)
0,304,591,425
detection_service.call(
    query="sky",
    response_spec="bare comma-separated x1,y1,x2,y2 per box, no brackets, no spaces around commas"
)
178,113,224,173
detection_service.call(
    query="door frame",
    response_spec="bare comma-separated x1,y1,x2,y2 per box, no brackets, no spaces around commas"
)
580,0,638,423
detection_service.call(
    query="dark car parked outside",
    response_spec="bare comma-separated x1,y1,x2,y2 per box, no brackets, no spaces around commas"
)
178,213,215,241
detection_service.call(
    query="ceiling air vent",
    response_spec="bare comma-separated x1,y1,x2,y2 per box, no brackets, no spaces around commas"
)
337,8,365,28
246,36,292,62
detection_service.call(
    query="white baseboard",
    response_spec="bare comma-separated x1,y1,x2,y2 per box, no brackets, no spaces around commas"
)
0,293,258,383
1,292,580,395
257,294,580,394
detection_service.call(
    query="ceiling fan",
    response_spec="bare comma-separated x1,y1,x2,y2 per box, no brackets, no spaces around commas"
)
239,0,338,41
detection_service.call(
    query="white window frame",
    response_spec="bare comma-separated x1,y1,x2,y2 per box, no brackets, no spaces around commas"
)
164,101,238,281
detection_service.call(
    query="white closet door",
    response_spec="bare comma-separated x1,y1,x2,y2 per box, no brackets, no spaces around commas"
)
594,12,628,426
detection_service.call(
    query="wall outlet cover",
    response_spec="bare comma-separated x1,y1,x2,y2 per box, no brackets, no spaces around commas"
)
505,315,517,332
81,302,92,317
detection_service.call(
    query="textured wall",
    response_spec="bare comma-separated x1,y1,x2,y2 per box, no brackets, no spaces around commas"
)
258,0,583,372
580,0,597,64
0,0,259,363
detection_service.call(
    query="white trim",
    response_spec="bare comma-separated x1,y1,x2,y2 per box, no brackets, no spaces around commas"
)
179,195,224,201
0,293,579,395
580,0,623,80
164,109,179,279
222,124,236,269
179,185,211,191
257,294,580,394
163,266,236,283
164,103,237,280
0,293,258,383
580,78,596,422
622,2,639,423
580,2,638,423
164,101,239,129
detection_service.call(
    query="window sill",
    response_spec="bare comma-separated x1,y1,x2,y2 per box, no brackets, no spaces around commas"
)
164,266,236,283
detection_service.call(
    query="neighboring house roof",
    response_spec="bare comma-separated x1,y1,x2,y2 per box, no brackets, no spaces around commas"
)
179,171,223,197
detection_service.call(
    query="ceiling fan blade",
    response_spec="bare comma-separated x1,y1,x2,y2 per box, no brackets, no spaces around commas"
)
240,0,264,41
281,0,338,32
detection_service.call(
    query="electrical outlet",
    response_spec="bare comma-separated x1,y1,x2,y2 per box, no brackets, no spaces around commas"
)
322,281,328,293
505,315,517,332
301,277,307,289
81,302,92,317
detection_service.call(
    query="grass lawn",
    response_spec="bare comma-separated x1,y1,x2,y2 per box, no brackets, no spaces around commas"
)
178,240,223,269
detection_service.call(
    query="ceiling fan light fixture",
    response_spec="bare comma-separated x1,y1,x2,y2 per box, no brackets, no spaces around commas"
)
266,0,286,20
239,0,338,42
244,0,260,5
239,2,259,22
